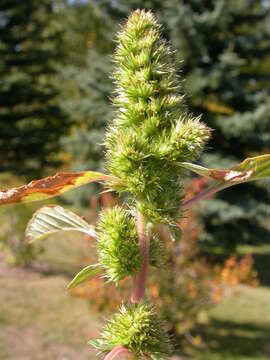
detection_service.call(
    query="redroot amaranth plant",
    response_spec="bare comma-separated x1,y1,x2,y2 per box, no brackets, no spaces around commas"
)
0,10,270,360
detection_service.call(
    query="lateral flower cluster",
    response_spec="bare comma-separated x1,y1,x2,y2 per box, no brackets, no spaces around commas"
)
106,10,210,224
97,206,164,284
90,303,171,358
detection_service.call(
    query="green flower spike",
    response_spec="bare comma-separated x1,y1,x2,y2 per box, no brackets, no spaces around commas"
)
105,9,211,225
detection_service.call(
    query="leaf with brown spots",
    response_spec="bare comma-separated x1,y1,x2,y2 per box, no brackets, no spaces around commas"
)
180,154,270,207
0,171,118,206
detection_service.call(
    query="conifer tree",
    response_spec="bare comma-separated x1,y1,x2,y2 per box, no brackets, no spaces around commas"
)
0,0,70,177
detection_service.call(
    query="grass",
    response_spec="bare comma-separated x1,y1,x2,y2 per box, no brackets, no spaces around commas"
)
0,262,100,359
0,232,100,360
186,243,270,360
188,286,270,360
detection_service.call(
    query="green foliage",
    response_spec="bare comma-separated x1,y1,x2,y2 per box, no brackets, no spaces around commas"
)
90,302,171,358
105,10,210,224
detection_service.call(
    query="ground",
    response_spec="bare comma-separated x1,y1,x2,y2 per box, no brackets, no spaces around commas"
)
0,256,100,360
1,237,270,359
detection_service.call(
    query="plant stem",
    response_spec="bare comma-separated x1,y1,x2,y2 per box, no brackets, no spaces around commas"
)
104,346,132,360
182,185,222,208
131,208,150,303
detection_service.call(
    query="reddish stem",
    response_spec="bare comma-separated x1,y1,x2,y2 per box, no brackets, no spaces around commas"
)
182,185,222,208
131,209,150,303
104,346,132,360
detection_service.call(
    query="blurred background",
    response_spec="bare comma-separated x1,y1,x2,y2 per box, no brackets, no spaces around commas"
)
0,1,270,359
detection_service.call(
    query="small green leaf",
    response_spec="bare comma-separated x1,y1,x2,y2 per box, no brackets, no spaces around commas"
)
25,205,96,243
67,264,102,289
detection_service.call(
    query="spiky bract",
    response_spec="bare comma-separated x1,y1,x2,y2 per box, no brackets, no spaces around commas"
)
97,206,141,284
105,10,210,224
90,303,171,358
97,205,163,283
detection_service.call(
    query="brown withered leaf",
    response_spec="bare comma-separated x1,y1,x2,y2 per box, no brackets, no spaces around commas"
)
0,171,117,206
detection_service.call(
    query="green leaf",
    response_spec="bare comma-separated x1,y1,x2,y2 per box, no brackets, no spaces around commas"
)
67,264,102,290
25,205,96,243
181,154,270,207
0,170,118,206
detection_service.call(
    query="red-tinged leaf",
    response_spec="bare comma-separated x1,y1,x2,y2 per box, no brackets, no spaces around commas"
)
0,171,118,206
181,154,270,207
